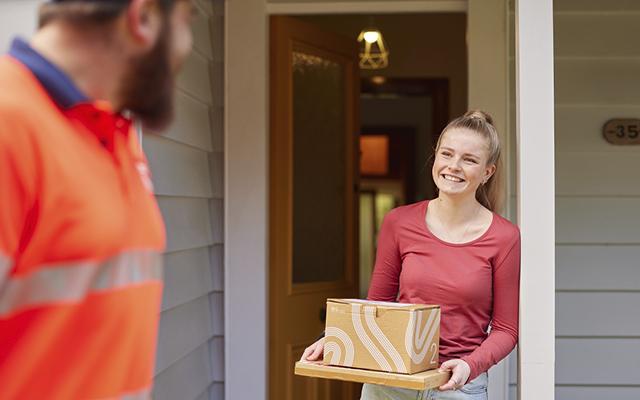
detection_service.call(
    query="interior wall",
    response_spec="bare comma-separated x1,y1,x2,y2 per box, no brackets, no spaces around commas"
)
361,96,435,201
299,13,468,118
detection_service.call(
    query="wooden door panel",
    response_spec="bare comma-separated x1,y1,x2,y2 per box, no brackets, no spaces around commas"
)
270,15,360,400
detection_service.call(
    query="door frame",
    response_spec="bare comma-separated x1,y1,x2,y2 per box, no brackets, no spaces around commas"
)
225,2,513,400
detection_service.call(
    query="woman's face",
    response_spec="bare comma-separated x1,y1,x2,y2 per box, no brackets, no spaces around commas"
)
432,128,496,199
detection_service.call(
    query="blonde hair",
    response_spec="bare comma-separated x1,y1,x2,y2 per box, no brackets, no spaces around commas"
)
434,110,503,212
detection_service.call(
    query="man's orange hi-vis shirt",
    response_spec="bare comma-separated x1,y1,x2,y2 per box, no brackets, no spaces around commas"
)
0,39,166,399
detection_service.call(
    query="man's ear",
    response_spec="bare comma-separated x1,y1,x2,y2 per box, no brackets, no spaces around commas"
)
125,0,163,49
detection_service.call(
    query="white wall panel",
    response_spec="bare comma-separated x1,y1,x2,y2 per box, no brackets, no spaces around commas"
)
210,292,224,336
0,0,39,51
210,383,224,400
193,11,214,60
556,152,640,196
557,246,640,291
177,51,213,105
555,386,640,400
555,59,640,105
162,247,214,311
556,293,640,336
210,244,224,291
556,338,640,384
210,336,224,382
156,295,213,374
157,196,214,252
554,0,640,12
164,91,213,151
153,343,213,400
195,0,214,15
209,198,224,244
556,198,640,244
210,151,223,198
146,135,212,198
554,14,640,57
508,385,640,400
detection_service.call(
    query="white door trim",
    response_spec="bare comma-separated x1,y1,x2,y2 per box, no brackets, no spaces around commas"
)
224,1,518,400
266,1,467,15
515,0,555,399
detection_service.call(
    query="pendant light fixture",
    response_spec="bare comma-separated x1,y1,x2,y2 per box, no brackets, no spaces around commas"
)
357,24,389,70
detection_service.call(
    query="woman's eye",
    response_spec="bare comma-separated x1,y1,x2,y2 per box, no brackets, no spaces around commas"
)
441,152,452,157
465,158,478,164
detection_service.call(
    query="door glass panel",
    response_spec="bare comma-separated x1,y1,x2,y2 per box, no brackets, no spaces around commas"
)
292,50,346,284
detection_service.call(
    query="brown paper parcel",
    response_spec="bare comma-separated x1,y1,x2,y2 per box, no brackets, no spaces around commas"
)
323,299,440,374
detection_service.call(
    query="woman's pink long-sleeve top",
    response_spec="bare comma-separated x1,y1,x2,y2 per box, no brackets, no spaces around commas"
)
367,200,521,381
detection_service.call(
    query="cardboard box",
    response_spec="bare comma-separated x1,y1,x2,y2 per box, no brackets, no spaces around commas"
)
323,299,440,374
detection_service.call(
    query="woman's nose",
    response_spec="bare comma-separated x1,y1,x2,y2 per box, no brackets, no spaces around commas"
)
448,158,462,170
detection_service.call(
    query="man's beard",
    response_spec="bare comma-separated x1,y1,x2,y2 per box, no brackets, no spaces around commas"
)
119,23,175,131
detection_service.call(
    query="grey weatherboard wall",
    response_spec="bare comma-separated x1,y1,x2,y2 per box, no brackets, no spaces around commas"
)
147,1,225,400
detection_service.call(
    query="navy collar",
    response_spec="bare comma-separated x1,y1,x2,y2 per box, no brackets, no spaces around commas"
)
8,38,89,109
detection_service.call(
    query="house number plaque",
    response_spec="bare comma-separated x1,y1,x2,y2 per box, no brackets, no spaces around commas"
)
603,119,640,145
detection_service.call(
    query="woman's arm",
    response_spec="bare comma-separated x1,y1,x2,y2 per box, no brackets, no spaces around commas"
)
460,234,521,381
366,210,403,301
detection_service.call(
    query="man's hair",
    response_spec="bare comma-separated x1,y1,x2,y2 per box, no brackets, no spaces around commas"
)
38,0,175,28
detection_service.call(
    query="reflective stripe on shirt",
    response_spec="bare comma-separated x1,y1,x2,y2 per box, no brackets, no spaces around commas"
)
120,386,152,400
0,250,162,317
0,252,10,287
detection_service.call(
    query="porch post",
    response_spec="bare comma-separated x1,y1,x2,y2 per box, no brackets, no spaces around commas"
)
225,1,268,399
515,0,555,399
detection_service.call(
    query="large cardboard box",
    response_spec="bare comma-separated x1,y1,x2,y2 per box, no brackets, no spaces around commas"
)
323,299,440,374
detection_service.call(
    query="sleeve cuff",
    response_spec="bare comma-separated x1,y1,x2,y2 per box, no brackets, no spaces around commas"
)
460,356,479,383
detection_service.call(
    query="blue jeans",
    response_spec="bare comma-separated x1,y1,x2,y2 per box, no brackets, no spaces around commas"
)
360,372,488,400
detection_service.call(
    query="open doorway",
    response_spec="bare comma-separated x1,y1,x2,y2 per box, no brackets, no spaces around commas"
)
269,12,467,400
298,12,466,299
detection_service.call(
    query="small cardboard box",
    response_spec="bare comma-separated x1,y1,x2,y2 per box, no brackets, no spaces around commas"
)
323,299,440,374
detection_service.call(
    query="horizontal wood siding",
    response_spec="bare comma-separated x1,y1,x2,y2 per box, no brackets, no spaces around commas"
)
151,1,225,400
510,0,640,398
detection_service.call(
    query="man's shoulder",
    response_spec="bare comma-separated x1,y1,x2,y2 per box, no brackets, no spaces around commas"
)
0,56,56,134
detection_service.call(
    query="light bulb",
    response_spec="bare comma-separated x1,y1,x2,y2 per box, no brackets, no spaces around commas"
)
363,31,379,44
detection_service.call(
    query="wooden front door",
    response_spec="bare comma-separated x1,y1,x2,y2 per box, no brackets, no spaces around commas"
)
269,16,361,400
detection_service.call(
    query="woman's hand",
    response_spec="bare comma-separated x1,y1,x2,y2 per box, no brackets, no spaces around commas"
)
438,359,471,391
299,338,325,362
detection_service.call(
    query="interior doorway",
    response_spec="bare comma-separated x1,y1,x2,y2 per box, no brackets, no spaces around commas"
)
358,77,450,297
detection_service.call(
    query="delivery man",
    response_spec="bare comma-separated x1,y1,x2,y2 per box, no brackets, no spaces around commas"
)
0,0,194,398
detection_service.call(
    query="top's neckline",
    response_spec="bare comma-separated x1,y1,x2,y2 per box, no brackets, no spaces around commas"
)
420,200,496,247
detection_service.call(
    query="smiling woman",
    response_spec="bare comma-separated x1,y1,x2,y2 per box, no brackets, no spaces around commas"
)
432,110,502,214
302,110,521,400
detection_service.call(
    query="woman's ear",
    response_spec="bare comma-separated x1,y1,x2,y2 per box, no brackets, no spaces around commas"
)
484,164,497,183
125,0,163,49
